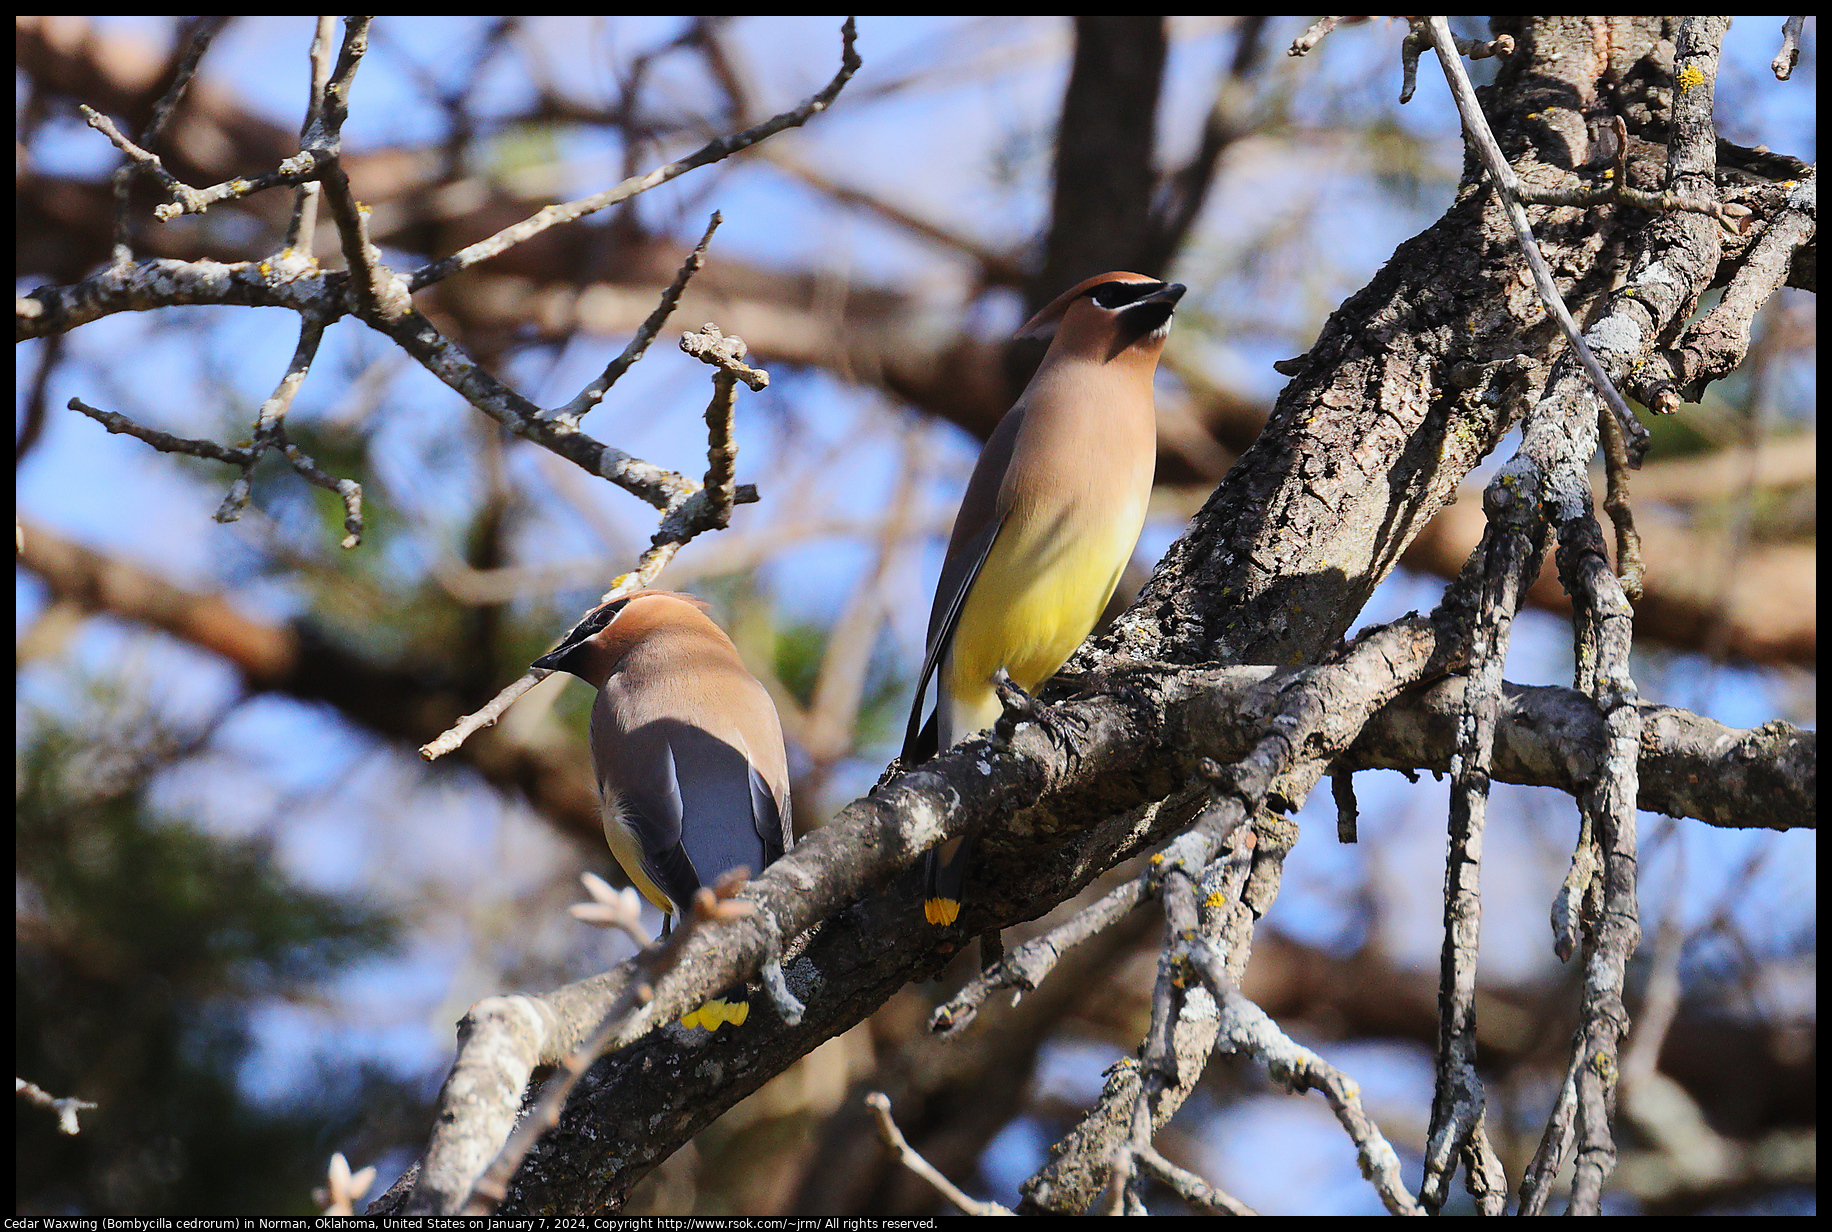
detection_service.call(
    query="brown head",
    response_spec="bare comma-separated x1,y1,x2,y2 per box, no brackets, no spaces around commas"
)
1019,271,1187,365
531,589,728,689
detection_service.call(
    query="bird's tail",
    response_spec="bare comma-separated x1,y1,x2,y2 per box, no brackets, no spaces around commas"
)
680,991,750,1030
923,834,974,927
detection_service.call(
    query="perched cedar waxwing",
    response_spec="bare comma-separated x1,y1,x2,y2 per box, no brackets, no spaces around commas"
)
902,272,1185,927
534,590,792,1029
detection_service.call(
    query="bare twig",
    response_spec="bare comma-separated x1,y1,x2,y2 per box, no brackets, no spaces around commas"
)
1191,943,1423,1216
680,322,766,530
71,313,360,549
549,212,724,427
1419,16,1649,462
930,873,1147,1036
68,396,252,465
284,16,338,254
1510,180,1753,232
865,1092,1015,1216
1635,176,1816,414
211,314,364,548
417,673,543,762
16,1077,97,1136
417,537,706,762
1421,469,1546,1212
1557,19,1729,1211
1399,23,1514,104
1771,16,1805,80
309,20,415,325
104,15,229,256
1598,397,1645,600
1507,115,1753,236
411,17,860,291
81,106,215,224
1135,1143,1256,1216
421,316,771,762
1288,16,1353,58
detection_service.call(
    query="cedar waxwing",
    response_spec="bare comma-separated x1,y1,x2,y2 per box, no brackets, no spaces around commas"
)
534,590,792,1029
902,272,1185,926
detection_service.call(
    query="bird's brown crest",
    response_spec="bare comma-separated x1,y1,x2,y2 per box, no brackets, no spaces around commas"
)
1016,270,1165,338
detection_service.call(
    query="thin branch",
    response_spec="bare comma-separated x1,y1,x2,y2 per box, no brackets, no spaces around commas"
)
1190,943,1422,1216
285,16,338,254
865,1092,1015,1217
81,106,216,224
1771,16,1805,80
1144,15,1270,271
930,869,1147,1036
68,396,252,466
211,314,364,548
105,15,229,257
1288,16,1353,58
679,322,767,531
422,322,768,761
417,532,700,763
1598,397,1644,600
1559,18,1729,1211
1419,16,1649,463
309,19,413,325
549,212,723,427
410,17,860,291
1421,471,1546,1212
1134,1143,1256,1216
16,1077,97,1136
1636,176,1816,413
1023,609,1467,1214
1400,24,1515,105
1510,180,1752,231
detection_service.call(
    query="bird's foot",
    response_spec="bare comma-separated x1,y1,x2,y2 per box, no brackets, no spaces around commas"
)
990,667,1039,743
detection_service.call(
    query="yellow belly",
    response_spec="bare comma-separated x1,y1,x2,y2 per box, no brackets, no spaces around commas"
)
943,501,1141,745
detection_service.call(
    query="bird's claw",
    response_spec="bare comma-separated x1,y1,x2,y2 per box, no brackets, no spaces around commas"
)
990,667,1040,743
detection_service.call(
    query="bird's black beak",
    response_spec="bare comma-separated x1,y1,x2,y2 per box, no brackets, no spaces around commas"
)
532,597,629,674
1111,282,1186,356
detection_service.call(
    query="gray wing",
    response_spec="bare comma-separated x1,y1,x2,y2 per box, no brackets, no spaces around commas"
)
637,720,777,896
598,718,704,915
901,405,1022,764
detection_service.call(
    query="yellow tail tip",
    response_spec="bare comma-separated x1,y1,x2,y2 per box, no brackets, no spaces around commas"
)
925,897,961,927
680,997,749,1030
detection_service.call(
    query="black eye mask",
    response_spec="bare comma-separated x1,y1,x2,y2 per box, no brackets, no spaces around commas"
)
533,597,632,669
1089,280,1167,309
